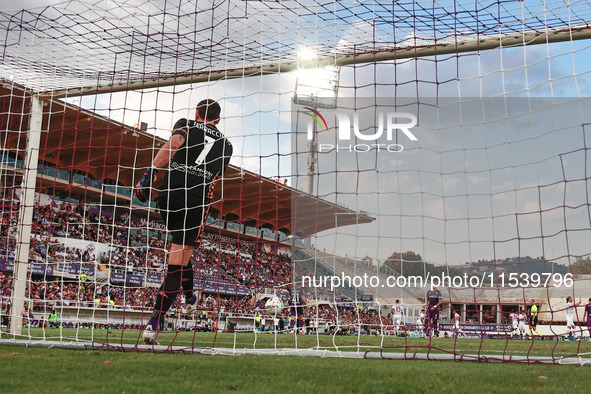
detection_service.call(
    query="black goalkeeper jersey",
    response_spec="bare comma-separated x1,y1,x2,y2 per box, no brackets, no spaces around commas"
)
158,118,233,200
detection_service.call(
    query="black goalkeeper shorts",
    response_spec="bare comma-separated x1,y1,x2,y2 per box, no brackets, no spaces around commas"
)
156,192,207,246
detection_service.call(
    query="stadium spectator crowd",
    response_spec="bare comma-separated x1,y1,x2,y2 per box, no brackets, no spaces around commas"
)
0,200,385,333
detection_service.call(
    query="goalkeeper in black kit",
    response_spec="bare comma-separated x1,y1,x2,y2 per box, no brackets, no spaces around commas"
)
134,99,233,345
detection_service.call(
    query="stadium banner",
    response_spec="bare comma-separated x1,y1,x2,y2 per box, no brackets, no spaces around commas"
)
126,273,144,286
80,264,95,275
107,272,249,296
0,259,15,272
67,263,80,275
146,273,163,287
463,333,489,339
109,272,144,286
0,259,97,277
194,282,251,297
134,215,166,231
109,272,125,285
439,323,512,333
29,262,54,275
67,263,96,276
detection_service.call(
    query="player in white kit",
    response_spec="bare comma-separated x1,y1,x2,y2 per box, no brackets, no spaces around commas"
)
565,296,581,339
517,310,527,338
417,308,426,337
392,300,403,335
452,307,465,338
510,312,519,338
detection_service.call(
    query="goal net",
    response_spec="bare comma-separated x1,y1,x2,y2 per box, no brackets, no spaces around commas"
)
1,0,591,365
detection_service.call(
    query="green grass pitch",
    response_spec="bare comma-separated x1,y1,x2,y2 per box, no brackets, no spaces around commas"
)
1,345,590,393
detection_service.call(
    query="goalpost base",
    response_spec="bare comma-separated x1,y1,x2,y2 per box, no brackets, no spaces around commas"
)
0,338,588,366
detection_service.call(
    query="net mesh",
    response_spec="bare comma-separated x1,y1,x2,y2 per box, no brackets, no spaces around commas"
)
2,0,591,93
0,0,591,365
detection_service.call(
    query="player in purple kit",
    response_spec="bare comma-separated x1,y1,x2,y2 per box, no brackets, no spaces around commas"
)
425,286,442,337
289,290,307,334
583,297,591,337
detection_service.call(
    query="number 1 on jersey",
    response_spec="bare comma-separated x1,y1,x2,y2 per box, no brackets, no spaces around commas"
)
194,136,215,165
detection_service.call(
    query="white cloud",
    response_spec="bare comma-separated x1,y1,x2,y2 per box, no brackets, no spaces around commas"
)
468,175,488,184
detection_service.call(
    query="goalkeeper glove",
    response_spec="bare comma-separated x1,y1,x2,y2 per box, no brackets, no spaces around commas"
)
134,167,158,203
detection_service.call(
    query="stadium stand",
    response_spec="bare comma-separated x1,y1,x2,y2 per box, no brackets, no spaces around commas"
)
1,195,384,333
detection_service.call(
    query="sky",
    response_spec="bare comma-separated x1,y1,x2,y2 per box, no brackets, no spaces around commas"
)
1,0,591,266
293,95,591,267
